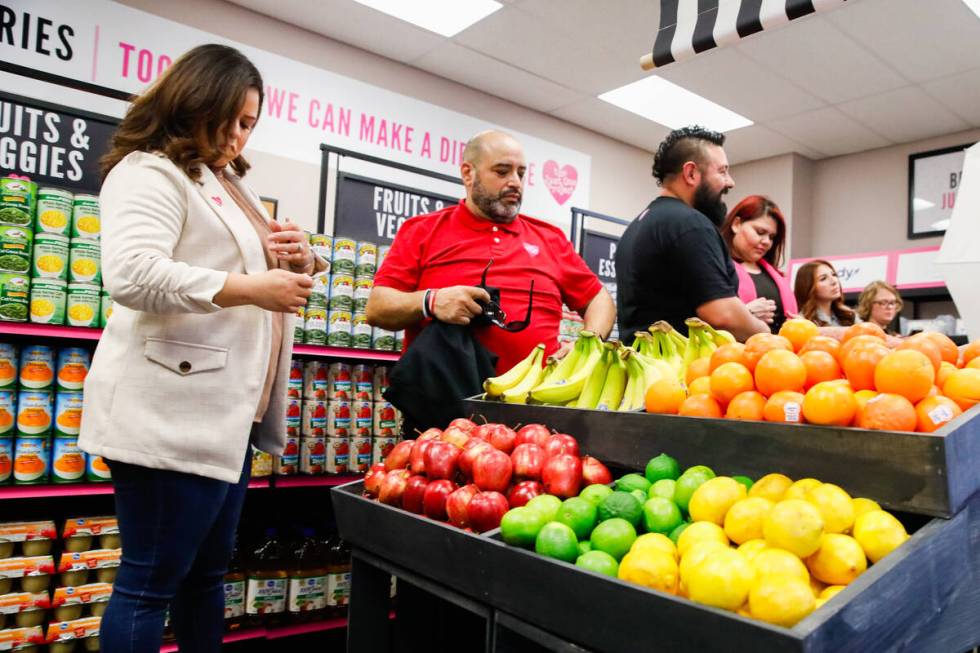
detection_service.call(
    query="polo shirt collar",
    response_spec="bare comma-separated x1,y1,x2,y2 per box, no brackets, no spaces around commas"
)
454,200,523,234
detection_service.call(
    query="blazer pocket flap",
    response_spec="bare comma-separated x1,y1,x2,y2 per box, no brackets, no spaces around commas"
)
144,338,229,375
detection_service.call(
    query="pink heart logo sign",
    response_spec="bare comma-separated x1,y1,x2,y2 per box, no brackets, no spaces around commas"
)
211,195,223,207
542,160,578,206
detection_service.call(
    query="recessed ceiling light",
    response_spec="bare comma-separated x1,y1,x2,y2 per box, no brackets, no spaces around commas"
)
599,76,753,133
351,0,502,37
963,0,980,20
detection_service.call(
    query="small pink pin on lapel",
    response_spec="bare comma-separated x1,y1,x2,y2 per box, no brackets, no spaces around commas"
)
211,195,223,206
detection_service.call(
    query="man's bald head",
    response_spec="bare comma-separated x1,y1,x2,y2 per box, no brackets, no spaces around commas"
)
461,130,527,224
463,130,522,166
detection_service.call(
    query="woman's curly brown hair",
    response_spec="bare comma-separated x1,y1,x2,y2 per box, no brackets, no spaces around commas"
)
101,44,264,182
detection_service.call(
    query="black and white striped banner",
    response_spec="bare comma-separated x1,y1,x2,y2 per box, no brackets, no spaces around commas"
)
642,0,850,70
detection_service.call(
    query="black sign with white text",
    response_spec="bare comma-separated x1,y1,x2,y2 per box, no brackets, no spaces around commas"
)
581,229,618,282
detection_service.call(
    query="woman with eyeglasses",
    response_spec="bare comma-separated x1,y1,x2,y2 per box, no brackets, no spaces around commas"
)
856,280,903,334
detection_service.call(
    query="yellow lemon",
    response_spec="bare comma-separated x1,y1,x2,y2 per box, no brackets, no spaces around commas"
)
76,215,100,234
737,539,769,562
752,548,810,584
689,477,747,526
632,533,678,561
809,576,828,598
36,254,64,273
749,574,816,627
763,499,825,558
677,521,729,557
783,478,822,501
30,299,54,317
68,304,95,321
820,585,846,601
851,498,881,520
815,597,828,610
748,473,793,502
807,534,867,585
724,497,775,544
679,540,729,588
805,483,855,534
852,510,908,563
618,549,679,594
687,549,755,611
39,210,67,228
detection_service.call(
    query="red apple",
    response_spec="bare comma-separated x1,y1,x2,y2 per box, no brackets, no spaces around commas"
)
422,479,458,520
581,456,612,486
409,439,433,475
511,443,547,481
424,441,461,480
541,454,583,498
379,469,411,506
459,440,494,478
467,491,509,532
402,475,429,514
384,440,415,472
543,434,580,459
363,463,387,497
486,424,518,454
446,484,480,527
440,426,470,449
507,480,544,507
447,418,477,432
514,424,551,447
469,423,493,441
417,428,442,442
471,448,513,493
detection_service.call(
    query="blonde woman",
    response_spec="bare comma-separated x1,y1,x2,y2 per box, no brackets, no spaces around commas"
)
857,280,904,335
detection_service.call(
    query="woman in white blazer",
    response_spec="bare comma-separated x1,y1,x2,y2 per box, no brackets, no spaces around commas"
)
80,45,320,653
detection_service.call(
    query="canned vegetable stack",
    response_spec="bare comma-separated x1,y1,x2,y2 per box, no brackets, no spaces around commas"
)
0,177,36,323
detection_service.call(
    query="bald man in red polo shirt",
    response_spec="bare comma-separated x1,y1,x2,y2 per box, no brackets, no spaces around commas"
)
366,130,616,373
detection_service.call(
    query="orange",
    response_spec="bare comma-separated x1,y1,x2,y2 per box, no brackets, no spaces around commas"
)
803,381,857,426
779,318,820,352
726,391,767,420
763,391,805,423
914,395,963,433
841,322,887,344
755,350,807,397
800,350,842,390
843,342,890,392
898,335,942,374
710,362,755,406
943,368,980,411
936,361,957,389
873,350,935,403
856,393,917,432
678,394,724,418
853,390,879,412
798,336,842,361
687,376,712,396
917,332,959,366
686,358,711,385
710,343,747,373
743,334,794,373
838,335,887,367
645,378,688,415
963,341,980,366
968,358,980,371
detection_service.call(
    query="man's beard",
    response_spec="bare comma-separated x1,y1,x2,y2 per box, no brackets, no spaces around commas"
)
693,182,727,226
472,176,522,223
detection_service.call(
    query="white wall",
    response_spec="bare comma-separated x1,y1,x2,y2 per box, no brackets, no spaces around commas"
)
116,0,657,233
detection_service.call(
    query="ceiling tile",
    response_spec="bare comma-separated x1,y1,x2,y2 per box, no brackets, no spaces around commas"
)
837,86,971,143
723,125,825,164
767,107,892,157
736,14,908,104
413,42,585,113
550,98,669,152
922,67,980,128
827,0,980,84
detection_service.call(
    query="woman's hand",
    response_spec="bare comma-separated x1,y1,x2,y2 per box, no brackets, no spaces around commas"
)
746,297,777,324
248,269,313,313
267,219,314,273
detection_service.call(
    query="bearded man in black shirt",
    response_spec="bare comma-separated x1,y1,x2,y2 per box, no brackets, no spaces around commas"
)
616,126,770,342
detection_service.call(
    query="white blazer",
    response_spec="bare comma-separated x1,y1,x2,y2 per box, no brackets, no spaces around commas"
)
79,151,292,483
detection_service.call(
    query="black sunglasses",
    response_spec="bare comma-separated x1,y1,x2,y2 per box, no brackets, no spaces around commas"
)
473,260,534,332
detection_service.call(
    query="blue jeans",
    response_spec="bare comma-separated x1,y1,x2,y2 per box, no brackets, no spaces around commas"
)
101,450,251,653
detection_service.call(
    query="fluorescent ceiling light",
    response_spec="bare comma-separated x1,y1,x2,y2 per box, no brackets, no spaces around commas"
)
963,0,980,20
352,0,502,37
599,76,753,132
913,197,935,211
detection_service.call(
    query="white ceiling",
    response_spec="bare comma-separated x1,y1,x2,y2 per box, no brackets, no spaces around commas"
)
227,0,980,164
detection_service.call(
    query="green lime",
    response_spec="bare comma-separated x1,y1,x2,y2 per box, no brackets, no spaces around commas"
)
597,491,643,527
732,475,754,491
673,471,711,514
668,522,690,545
500,507,547,548
589,518,637,561
642,497,683,534
615,473,652,494
575,550,619,577
578,540,593,556
645,454,681,483
535,522,580,562
526,494,562,523
630,489,648,505
579,484,614,506
556,497,598,540
683,465,716,480
648,479,676,501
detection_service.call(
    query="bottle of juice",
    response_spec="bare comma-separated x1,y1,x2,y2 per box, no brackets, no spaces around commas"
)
223,538,246,632
287,528,328,623
245,528,288,628
325,535,352,618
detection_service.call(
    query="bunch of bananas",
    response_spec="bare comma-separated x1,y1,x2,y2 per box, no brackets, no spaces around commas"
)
679,318,736,374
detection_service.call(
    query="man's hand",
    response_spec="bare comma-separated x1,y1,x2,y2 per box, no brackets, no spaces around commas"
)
552,340,574,360
432,286,492,325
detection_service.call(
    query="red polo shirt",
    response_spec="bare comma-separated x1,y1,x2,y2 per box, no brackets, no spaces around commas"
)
374,200,602,373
